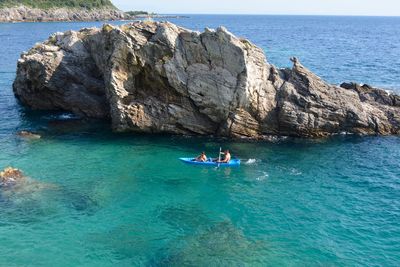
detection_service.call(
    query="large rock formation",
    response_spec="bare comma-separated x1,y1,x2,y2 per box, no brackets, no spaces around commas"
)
13,21,400,138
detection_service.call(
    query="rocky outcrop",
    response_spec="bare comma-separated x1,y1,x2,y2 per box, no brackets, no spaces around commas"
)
0,6,126,22
17,130,41,139
13,21,400,138
0,167,25,186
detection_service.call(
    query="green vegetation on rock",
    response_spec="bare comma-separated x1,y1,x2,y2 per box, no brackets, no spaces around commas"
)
0,0,116,10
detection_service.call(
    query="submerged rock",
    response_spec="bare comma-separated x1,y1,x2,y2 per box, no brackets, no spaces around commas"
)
158,204,213,232
155,220,268,266
0,167,55,192
61,188,99,214
13,21,400,138
0,167,98,216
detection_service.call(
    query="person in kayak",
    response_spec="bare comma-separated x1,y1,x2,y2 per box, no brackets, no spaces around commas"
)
194,152,207,162
215,150,231,163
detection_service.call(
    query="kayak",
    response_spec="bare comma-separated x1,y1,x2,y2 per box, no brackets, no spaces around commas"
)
179,158,241,167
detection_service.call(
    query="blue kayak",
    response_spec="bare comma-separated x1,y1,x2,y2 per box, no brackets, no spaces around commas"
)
179,158,241,167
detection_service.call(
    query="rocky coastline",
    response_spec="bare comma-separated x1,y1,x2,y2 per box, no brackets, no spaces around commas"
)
0,6,188,23
13,21,400,139
0,6,126,22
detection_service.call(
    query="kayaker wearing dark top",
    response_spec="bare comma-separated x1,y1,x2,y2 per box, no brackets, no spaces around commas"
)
194,152,207,162
215,150,231,163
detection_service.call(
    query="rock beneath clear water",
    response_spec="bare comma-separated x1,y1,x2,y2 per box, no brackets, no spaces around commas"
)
13,21,400,138
157,221,268,266
0,166,97,214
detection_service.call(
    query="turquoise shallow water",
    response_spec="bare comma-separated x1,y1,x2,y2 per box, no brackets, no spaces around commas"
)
1,15,400,266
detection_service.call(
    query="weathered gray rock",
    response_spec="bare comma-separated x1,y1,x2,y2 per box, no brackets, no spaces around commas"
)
0,6,126,22
13,21,400,138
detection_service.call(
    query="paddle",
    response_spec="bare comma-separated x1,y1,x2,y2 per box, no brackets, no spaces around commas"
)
217,147,222,168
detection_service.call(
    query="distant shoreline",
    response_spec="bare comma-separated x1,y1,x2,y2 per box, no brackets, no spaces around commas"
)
1,7,398,23
0,5,189,23
138,13,400,18
0,16,190,24
132,13,400,18
134,14,189,19
0,6,124,23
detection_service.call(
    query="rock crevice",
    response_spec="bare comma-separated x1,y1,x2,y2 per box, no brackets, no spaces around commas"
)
13,21,400,138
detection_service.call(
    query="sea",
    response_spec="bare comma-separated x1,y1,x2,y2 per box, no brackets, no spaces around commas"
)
0,15,399,266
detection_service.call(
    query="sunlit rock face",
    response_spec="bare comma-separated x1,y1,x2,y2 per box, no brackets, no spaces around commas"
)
0,6,126,23
0,167,25,186
13,21,400,138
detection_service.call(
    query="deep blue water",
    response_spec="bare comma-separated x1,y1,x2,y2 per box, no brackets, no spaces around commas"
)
0,15,400,266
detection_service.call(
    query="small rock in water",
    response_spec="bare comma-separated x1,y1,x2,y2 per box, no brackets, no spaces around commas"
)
0,167,25,186
17,130,41,139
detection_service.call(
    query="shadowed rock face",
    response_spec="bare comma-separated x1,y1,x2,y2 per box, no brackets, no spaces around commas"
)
13,21,400,138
